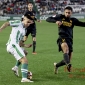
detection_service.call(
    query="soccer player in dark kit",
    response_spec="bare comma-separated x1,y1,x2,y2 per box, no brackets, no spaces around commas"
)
46,6,85,74
22,2,41,54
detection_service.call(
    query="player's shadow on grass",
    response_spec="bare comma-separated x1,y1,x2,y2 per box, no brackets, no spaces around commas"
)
32,71,65,82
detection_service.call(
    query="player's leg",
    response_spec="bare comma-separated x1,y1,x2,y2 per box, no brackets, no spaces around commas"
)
61,42,70,65
7,44,33,82
54,60,65,74
19,57,33,82
54,39,66,74
66,41,73,72
7,45,19,76
12,48,28,71
66,52,72,72
32,36,37,54
31,25,37,54
68,51,72,63
54,51,72,74
54,38,70,74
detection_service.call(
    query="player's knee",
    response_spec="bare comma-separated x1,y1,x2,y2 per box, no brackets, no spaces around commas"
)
61,43,69,53
20,57,28,64
32,37,36,41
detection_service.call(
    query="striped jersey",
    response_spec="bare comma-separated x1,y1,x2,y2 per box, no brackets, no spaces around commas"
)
7,20,25,45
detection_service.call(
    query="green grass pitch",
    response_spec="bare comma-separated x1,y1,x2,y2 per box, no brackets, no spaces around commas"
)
0,20,85,85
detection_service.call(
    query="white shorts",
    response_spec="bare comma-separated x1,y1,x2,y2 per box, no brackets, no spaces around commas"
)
7,44,25,60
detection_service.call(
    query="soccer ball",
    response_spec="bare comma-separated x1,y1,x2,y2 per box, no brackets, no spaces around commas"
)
27,71,32,80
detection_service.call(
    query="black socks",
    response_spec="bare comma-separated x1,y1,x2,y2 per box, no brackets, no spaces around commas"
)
63,53,70,65
33,41,36,52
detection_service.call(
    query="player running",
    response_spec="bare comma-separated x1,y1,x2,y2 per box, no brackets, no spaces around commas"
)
22,2,41,54
46,6,85,74
0,15,34,82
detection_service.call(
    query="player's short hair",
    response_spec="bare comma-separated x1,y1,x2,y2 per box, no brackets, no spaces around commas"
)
64,6,73,12
28,2,33,5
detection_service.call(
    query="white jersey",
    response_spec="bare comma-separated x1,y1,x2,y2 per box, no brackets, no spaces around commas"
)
7,20,25,45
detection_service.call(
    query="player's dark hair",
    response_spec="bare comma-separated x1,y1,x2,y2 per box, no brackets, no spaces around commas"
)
28,2,33,4
64,6,73,12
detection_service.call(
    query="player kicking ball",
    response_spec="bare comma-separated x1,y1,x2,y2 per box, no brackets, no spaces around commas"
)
0,15,34,82
46,6,85,74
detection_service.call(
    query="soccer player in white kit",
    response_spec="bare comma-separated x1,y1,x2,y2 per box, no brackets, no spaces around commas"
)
0,16,34,82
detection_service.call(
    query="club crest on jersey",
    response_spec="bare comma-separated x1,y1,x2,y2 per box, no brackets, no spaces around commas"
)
62,18,65,20
62,21,72,27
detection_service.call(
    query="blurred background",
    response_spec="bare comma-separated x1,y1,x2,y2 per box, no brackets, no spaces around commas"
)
0,0,85,20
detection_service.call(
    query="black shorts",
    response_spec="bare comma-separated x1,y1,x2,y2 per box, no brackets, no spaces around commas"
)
57,38,73,52
25,24,36,37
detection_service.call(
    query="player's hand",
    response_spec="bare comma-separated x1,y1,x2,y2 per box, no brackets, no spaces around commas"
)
24,44,32,48
56,21,62,26
37,19,41,22
27,20,34,26
28,19,34,24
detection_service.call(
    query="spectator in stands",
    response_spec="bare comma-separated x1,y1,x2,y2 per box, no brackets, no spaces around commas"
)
0,0,85,15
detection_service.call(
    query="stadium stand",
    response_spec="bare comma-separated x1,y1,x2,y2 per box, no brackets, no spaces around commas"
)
0,0,85,15
0,0,29,15
34,0,85,15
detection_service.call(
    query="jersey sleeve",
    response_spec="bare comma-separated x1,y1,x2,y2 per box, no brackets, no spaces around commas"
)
9,20,21,27
46,14,62,23
21,15,24,21
73,18,85,27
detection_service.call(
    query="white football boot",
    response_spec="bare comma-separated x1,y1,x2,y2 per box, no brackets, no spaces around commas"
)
54,62,58,74
21,78,33,82
12,66,19,77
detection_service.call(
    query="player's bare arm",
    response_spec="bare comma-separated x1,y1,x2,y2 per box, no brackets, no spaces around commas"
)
0,22,10,32
23,36,28,42
19,40,32,48
37,19,41,22
23,16,34,24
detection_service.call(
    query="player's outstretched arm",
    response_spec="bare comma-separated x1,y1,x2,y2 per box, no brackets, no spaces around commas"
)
46,14,61,23
74,18,85,27
19,40,32,48
24,44,32,48
46,17,57,23
0,22,10,32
